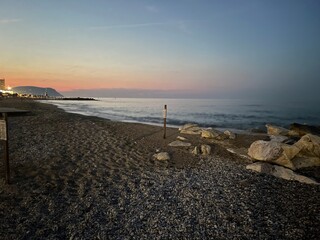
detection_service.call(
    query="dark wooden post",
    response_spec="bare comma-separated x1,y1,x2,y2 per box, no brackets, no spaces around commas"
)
163,105,167,139
1,113,9,184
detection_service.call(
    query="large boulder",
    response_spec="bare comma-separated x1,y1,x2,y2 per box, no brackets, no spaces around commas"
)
246,162,318,185
248,140,283,161
276,134,320,169
248,140,294,169
290,123,320,137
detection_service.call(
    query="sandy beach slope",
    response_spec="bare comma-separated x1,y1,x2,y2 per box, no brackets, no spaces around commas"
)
0,99,319,239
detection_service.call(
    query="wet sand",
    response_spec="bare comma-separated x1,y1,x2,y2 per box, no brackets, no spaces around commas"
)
0,98,319,239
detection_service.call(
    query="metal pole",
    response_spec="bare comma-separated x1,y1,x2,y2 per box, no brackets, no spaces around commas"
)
163,105,167,139
3,113,9,184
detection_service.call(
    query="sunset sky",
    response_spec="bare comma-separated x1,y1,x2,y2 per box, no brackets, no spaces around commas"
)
1,0,319,99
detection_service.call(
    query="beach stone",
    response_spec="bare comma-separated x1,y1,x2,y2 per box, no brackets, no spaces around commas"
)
248,140,283,161
177,136,187,141
191,146,200,155
201,144,211,156
248,140,295,169
201,129,222,139
168,140,191,147
224,130,236,139
276,134,320,169
266,124,289,136
191,145,211,156
180,127,202,135
153,152,170,161
179,123,202,134
179,123,198,131
246,162,319,185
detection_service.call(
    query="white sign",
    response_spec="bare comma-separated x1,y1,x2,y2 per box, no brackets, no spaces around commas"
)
0,120,7,140
163,109,167,118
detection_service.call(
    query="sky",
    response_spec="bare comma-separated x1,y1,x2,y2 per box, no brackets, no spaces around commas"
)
0,0,320,99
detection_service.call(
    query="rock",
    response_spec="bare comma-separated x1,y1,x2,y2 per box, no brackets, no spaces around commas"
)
287,130,300,137
168,140,191,147
177,136,187,141
201,130,216,139
201,129,222,139
179,123,198,131
227,148,251,159
191,145,211,156
248,140,295,169
180,127,202,135
224,130,236,139
179,123,202,135
153,152,170,161
191,146,200,155
246,162,319,185
201,145,211,156
248,140,283,161
227,148,236,154
269,135,289,143
266,124,289,136
276,134,320,169
290,123,320,137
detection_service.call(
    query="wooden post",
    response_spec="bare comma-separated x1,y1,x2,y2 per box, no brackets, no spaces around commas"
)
1,113,9,184
163,105,167,139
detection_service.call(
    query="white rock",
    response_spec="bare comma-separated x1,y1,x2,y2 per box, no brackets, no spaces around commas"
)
153,152,170,161
224,130,236,139
177,136,187,141
248,140,283,161
201,129,221,139
168,140,191,147
248,140,295,169
179,123,198,131
246,162,319,185
180,127,202,135
201,144,211,156
191,146,200,155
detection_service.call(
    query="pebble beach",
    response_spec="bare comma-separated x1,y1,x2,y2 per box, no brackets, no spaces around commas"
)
0,98,319,239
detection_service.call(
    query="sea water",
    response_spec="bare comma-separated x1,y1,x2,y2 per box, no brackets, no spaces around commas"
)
46,98,320,131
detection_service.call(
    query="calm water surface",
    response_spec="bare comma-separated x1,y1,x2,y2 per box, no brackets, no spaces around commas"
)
46,98,320,131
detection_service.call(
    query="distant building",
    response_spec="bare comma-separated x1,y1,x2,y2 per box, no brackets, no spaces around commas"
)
0,79,5,90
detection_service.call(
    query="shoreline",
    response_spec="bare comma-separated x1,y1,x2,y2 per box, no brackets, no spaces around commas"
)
0,98,319,239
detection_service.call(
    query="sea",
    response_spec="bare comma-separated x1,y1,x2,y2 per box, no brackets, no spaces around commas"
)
46,98,320,131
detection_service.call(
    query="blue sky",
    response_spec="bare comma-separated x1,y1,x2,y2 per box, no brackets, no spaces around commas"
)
0,0,319,99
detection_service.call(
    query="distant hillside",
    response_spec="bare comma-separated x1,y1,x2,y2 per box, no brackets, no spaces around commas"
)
13,86,63,97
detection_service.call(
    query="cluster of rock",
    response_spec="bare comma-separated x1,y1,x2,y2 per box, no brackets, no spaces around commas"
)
247,123,320,185
153,123,237,161
179,123,236,140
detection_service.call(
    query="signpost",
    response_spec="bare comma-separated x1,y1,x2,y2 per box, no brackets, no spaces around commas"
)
0,108,29,184
0,113,9,184
163,105,167,139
